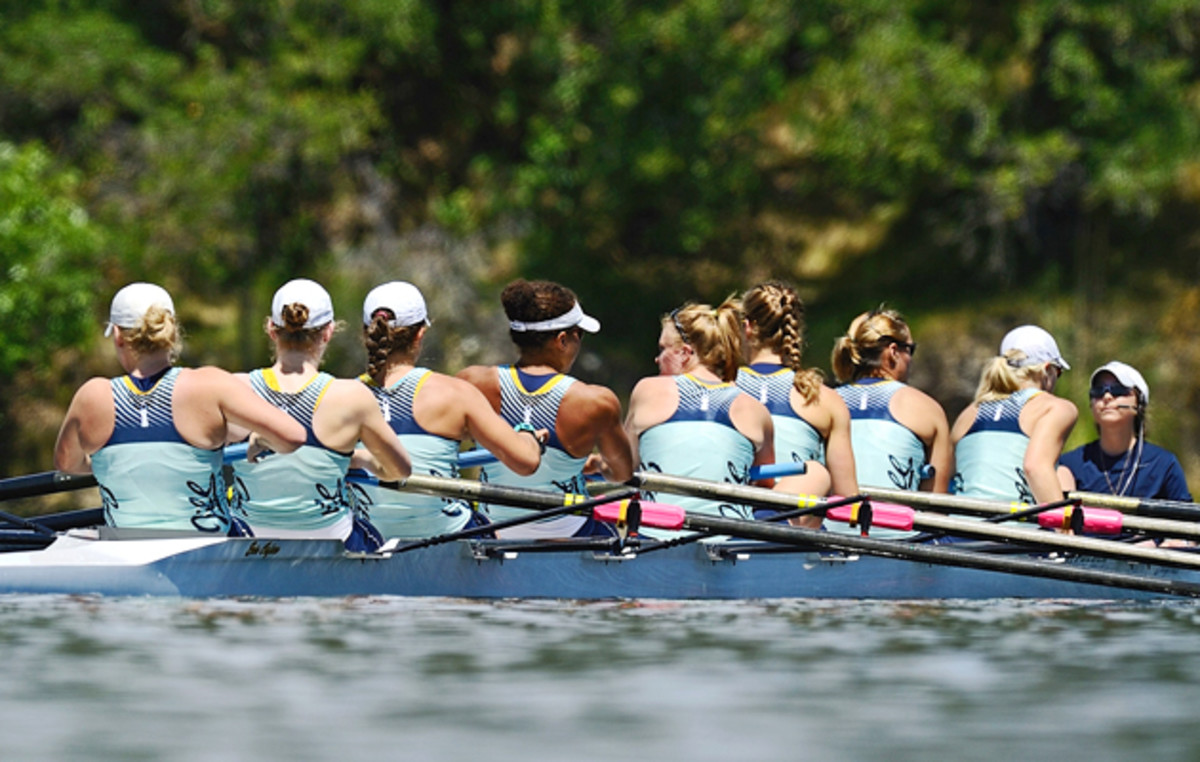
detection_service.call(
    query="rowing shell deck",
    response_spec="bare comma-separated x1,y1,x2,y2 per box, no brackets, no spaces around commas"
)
0,531,1192,600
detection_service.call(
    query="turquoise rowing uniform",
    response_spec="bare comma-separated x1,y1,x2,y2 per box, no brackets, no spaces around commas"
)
834,378,926,539
90,367,230,533
638,374,755,537
835,378,926,490
479,366,596,538
227,369,353,539
351,369,473,539
954,388,1040,504
736,364,824,464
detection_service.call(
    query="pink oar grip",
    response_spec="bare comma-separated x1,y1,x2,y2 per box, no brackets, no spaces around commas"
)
826,502,915,531
593,499,686,531
1037,506,1124,534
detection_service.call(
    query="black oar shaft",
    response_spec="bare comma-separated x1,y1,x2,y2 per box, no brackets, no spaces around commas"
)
683,514,1200,599
0,471,97,501
387,486,639,553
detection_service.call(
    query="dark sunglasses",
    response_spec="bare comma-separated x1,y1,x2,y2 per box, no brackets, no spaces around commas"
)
882,336,917,357
1089,381,1132,399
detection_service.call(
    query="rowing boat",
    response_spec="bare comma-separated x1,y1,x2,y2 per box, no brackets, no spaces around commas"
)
5,468,1200,600
0,527,1194,600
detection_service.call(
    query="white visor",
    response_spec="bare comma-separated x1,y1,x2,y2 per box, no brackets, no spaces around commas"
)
509,302,600,333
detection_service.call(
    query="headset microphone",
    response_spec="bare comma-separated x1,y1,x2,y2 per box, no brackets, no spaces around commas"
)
1113,404,1137,410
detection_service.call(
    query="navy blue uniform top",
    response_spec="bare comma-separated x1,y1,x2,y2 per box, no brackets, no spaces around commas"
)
1059,440,1192,501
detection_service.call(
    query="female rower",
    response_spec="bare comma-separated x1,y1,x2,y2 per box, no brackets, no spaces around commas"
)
226,278,411,546
350,281,544,539
54,282,306,532
625,298,774,529
736,281,857,528
951,325,1077,504
456,279,633,538
1057,361,1190,501
830,307,953,496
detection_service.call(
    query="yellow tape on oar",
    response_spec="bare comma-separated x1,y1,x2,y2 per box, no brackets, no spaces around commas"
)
796,494,824,509
561,493,590,506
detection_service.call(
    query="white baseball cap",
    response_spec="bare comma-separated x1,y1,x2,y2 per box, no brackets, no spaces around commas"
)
105,282,175,337
1090,361,1149,404
362,281,430,328
1000,324,1070,370
271,278,334,328
508,301,600,333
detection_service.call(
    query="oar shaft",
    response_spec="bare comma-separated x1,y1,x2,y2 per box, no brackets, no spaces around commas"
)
1068,491,1200,522
633,472,830,511
0,471,98,501
377,473,588,511
635,472,1200,569
681,513,1200,599
865,486,1200,541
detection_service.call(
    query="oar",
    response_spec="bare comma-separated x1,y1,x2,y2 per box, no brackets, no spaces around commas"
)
1066,491,1200,523
0,471,98,502
453,447,805,481
672,510,1200,599
862,486,1200,543
349,472,682,548
377,485,641,554
630,472,1200,571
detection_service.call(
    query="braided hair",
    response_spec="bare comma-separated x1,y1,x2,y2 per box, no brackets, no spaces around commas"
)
742,281,824,404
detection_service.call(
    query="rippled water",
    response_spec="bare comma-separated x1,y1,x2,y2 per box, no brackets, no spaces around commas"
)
4,596,1200,761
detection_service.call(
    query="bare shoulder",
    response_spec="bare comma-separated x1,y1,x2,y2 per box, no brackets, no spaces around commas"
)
950,403,978,440
178,366,237,392
423,372,487,405
328,376,378,409
819,385,850,415
733,390,771,421
895,384,949,420
1038,393,1079,424
565,380,622,415
455,365,495,387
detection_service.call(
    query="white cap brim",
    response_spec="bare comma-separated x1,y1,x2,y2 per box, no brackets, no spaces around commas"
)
509,302,600,333
1090,361,1149,404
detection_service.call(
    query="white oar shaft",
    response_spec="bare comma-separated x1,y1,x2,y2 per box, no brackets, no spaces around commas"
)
907,513,1200,568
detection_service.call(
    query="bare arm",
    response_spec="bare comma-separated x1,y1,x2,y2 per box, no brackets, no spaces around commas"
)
570,385,633,482
457,380,542,476
623,377,676,469
223,372,254,445
352,386,412,481
1056,464,1077,493
53,378,114,474
203,369,306,455
1024,397,1078,504
821,387,860,496
916,394,953,493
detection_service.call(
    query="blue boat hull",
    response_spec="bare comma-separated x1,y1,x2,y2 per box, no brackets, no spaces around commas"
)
0,533,1190,600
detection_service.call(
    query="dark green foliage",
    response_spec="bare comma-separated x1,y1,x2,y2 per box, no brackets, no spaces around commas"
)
2,0,1200,484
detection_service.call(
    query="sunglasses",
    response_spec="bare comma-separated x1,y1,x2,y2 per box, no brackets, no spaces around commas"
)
882,336,917,357
1089,381,1132,399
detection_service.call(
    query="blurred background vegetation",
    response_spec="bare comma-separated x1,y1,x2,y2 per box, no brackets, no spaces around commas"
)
3,0,1200,512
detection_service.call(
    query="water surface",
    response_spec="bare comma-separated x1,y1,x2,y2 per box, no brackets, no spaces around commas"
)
4,596,1200,761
